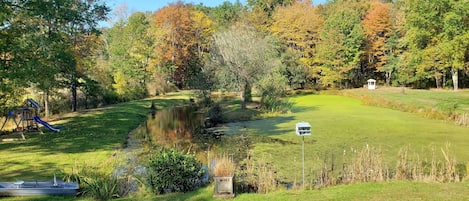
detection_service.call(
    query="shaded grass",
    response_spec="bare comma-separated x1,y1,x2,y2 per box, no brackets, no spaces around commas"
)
0,93,190,181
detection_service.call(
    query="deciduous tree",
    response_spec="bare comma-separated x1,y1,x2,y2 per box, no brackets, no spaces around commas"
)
316,3,365,87
206,24,284,109
270,0,324,88
363,1,392,82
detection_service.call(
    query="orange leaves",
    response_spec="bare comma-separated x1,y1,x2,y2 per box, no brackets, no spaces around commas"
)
154,2,194,67
153,3,214,87
363,2,391,39
363,1,392,70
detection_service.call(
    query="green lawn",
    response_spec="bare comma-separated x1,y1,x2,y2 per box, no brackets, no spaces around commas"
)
343,87,469,114
4,181,469,201
225,94,469,183
1,90,468,200
117,181,469,201
0,93,190,181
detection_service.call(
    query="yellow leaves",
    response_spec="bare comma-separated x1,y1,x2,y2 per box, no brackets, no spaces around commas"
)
112,70,127,96
270,1,324,67
191,10,214,38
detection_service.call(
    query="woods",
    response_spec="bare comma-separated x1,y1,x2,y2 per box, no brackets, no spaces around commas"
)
1,0,469,114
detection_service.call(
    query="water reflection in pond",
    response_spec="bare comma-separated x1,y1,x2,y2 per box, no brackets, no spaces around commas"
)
131,106,250,166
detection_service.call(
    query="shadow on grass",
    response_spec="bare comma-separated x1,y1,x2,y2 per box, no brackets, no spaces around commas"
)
224,116,296,138
0,97,188,180
1,98,185,153
290,105,319,114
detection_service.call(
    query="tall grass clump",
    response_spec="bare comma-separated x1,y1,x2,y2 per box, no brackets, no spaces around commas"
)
212,154,236,177
62,162,130,201
310,144,464,189
259,95,293,114
344,145,387,183
313,145,389,189
393,144,463,182
237,152,278,194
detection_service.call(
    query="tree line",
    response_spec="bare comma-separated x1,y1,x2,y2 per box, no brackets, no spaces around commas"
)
1,0,469,115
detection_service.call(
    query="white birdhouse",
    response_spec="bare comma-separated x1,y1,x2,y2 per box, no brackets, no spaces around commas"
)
295,122,311,136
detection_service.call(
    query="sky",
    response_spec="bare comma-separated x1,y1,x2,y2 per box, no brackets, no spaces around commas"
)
101,0,327,27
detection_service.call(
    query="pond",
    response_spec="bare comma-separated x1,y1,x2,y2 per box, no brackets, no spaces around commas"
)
120,105,294,193
128,105,251,168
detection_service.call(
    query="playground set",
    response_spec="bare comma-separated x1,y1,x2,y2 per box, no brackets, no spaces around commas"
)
1,99,60,139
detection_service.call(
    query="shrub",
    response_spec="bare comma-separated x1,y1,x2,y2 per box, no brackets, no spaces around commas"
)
81,175,122,201
146,148,205,194
62,163,127,201
207,103,223,126
260,95,292,113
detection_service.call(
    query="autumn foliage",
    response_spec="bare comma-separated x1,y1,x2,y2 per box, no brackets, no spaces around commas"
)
2,0,469,114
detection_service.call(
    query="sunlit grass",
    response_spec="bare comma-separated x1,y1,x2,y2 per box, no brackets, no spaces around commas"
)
2,90,468,200
343,87,469,114
225,94,469,184
0,93,190,181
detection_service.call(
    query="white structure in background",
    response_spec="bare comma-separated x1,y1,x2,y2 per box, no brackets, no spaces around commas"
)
367,79,376,90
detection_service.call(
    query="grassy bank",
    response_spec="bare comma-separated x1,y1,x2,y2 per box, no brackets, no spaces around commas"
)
342,87,469,126
0,93,191,181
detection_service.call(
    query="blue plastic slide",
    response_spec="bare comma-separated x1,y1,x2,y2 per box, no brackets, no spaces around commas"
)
33,116,60,132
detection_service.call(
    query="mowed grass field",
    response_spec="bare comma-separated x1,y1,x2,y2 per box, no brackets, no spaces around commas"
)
225,93,469,183
344,87,469,114
1,89,468,200
0,93,190,181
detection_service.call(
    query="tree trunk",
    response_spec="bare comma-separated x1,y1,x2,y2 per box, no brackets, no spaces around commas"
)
44,91,50,117
452,68,458,91
240,90,246,110
443,74,446,88
385,71,392,86
240,82,251,110
71,77,78,112
435,75,441,89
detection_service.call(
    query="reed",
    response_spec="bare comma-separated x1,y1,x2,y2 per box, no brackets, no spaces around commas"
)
212,154,236,177
238,152,278,193
310,144,464,189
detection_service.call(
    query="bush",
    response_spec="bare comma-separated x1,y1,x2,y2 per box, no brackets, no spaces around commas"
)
207,103,223,126
62,163,128,201
260,95,292,113
147,148,205,194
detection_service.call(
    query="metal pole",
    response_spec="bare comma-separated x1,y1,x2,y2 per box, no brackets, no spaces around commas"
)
302,135,305,188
